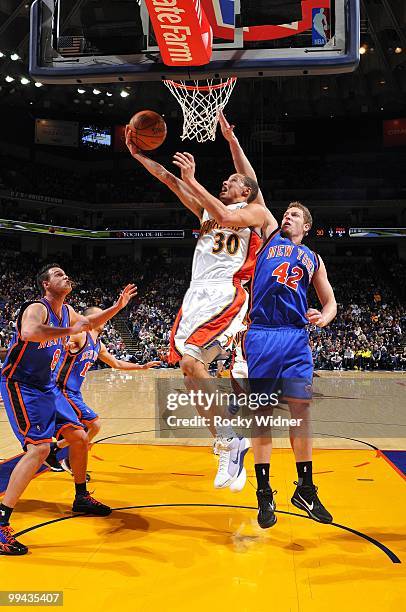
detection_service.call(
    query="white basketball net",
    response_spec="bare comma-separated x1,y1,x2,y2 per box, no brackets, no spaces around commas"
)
163,77,237,143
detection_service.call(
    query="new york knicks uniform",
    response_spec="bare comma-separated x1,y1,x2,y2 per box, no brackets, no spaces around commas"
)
169,203,261,365
0,298,84,449
244,229,320,400
55,332,100,424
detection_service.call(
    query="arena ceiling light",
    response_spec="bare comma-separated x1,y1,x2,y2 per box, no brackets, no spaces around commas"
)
5,76,14,82
34,82,43,87
395,47,403,54
20,77,30,85
106,92,112,97
120,90,130,98
359,44,367,55
93,88,101,95
0,52,4,58
10,53,20,61
77,87,85,94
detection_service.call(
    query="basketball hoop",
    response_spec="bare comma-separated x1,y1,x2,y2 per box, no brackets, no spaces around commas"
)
163,78,237,143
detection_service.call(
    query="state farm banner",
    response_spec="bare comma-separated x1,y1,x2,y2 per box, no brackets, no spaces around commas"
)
144,0,213,66
383,118,406,148
35,119,79,147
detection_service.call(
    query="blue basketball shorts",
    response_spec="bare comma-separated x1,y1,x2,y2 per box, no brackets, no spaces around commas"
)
244,325,313,402
57,387,99,425
53,386,87,440
1,378,58,449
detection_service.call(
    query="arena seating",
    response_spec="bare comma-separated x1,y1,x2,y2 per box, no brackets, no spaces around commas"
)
0,249,405,370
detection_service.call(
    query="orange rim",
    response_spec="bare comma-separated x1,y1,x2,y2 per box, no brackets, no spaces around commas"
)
163,77,237,92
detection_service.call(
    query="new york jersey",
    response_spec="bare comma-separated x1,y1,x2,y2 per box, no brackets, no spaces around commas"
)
249,229,320,328
1,298,69,391
192,203,261,284
55,332,100,393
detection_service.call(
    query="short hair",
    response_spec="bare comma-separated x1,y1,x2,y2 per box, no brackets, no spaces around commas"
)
287,201,313,228
36,263,61,296
241,175,259,203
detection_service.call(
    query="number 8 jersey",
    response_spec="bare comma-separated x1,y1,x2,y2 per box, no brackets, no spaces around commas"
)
249,228,320,328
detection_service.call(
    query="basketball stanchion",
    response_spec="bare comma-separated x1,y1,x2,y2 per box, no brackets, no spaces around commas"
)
163,78,237,142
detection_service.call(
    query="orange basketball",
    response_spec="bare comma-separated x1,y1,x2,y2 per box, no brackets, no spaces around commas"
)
128,110,167,151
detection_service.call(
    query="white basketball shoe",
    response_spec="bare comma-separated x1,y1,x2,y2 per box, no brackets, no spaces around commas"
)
213,436,250,489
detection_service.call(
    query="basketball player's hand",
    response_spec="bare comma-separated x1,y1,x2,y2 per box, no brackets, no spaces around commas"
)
125,124,141,158
115,284,137,310
173,152,196,183
70,316,91,334
143,361,162,369
306,308,326,327
218,110,236,142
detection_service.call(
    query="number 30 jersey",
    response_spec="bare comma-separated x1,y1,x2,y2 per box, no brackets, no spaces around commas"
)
249,229,320,328
192,203,261,284
55,332,100,393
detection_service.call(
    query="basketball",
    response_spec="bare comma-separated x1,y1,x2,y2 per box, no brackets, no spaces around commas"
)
128,110,167,150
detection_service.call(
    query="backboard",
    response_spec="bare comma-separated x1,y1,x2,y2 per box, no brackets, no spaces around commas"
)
29,0,360,84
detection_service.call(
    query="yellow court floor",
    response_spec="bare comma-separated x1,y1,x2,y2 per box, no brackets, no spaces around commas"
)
1,443,405,612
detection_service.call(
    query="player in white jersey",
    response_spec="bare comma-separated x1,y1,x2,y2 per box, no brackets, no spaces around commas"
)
170,202,261,365
126,123,266,491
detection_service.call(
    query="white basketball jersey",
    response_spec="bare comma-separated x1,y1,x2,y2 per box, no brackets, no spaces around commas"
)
191,203,261,283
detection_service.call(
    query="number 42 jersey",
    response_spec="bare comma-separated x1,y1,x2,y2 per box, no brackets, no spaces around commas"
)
249,229,320,328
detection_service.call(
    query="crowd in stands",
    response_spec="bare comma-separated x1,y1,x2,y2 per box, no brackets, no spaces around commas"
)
309,260,406,370
0,249,405,371
0,250,130,361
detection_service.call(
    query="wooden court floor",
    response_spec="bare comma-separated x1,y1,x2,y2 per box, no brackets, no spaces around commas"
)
0,369,405,611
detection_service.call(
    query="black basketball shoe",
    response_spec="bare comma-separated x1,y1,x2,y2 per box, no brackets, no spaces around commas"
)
256,488,277,529
291,482,333,523
0,525,28,556
44,443,64,472
72,493,111,516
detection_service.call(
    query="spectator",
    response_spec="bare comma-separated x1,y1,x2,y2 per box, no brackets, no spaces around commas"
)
343,346,355,370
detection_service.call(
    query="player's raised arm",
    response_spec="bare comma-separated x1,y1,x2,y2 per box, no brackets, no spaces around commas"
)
173,152,266,229
219,112,278,236
68,284,137,330
219,111,259,184
98,342,161,370
20,303,89,342
307,257,337,328
125,126,203,220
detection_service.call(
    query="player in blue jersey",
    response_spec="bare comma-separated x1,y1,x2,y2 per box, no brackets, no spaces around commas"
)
0,264,137,555
244,202,337,528
52,306,160,476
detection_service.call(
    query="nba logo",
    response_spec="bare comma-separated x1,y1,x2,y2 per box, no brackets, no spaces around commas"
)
211,0,235,28
312,8,331,46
